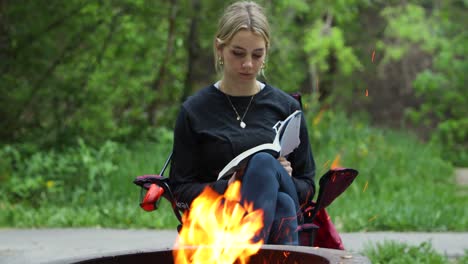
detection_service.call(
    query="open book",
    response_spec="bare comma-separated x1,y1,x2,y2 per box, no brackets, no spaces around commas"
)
217,110,302,180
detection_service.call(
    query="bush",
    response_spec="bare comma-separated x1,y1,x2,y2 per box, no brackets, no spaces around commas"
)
0,139,119,206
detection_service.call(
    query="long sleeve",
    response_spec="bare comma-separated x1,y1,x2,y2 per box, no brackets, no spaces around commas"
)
290,112,316,204
169,107,229,210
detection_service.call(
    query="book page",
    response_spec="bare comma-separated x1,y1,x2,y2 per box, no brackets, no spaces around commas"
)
279,111,301,157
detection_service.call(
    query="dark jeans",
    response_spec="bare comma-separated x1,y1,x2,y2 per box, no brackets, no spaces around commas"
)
240,152,300,245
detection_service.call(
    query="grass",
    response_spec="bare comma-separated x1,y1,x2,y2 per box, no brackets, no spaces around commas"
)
0,110,466,232
363,240,468,264
307,110,467,232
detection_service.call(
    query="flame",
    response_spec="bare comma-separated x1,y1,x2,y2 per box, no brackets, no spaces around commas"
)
174,181,264,264
330,154,341,169
365,89,369,97
371,50,375,62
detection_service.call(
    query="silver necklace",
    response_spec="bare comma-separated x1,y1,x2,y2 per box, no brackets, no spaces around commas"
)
222,84,258,129
225,94,255,128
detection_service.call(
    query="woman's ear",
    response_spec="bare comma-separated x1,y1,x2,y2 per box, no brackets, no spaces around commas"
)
215,38,224,56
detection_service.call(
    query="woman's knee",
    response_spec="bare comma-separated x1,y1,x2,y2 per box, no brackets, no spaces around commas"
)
248,152,277,169
243,152,279,183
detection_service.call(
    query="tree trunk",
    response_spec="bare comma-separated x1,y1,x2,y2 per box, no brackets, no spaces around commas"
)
147,0,178,125
181,0,200,103
0,0,13,142
0,0,8,67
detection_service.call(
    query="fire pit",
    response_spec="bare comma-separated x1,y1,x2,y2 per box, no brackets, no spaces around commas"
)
53,245,370,264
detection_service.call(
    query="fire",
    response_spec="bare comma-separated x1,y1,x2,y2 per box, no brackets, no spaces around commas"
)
330,154,341,169
174,181,264,264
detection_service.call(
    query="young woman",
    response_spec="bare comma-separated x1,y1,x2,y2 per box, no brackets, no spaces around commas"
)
169,1,316,245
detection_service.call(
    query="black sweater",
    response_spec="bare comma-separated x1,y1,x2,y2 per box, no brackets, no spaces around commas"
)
169,83,316,210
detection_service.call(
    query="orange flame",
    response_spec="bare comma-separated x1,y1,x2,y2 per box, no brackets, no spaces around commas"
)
371,50,375,62
174,181,264,264
331,154,341,169
365,89,369,97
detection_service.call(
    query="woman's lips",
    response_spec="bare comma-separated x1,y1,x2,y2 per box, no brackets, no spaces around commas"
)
239,73,254,77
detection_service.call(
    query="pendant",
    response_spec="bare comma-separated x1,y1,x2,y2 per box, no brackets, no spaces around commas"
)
236,116,240,121
240,121,246,128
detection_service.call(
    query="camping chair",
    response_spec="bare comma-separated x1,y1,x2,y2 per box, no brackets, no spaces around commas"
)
133,93,359,249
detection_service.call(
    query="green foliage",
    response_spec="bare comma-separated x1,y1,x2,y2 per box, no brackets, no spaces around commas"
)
308,108,466,232
364,241,449,264
0,139,119,207
410,28,468,165
378,4,436,62
264,0,366,95
379,2,468,166
0,0,189,146
304,21,363,75
0,133,178,228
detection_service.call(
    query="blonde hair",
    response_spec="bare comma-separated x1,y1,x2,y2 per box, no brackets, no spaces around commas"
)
213,1,270,73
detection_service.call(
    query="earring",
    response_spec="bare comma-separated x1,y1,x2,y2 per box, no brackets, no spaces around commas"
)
218,57,224,66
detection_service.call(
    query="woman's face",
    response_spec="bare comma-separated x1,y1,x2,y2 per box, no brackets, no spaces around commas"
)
219,30,266,82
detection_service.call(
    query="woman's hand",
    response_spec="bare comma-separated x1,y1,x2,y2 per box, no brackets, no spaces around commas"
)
277,156,292,176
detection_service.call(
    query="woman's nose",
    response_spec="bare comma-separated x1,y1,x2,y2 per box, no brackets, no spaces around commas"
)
242,59,253,69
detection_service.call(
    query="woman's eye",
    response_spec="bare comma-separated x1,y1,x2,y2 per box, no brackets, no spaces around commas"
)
232,51,245,57
253,54,263,59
